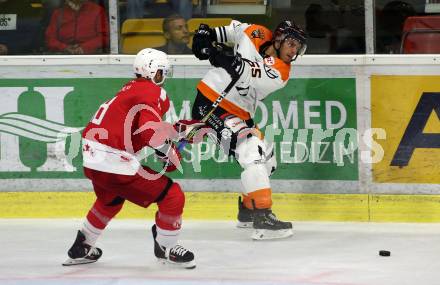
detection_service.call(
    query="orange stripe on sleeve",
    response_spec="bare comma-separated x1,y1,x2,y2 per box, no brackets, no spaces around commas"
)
197,81,251,120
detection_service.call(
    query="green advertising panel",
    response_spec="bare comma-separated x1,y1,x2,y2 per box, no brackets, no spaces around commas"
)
0,78,357,180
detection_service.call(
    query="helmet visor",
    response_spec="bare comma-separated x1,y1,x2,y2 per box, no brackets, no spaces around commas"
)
163,65,173,78
154,63,172,85
298,43,307,56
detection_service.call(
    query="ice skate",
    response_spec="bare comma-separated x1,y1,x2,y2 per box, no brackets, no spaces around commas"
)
251,208,293,240
237,196,254,228
152,225,196,269
62,230,102,266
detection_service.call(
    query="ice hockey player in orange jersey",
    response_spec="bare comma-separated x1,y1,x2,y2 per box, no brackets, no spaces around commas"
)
191,20,307,240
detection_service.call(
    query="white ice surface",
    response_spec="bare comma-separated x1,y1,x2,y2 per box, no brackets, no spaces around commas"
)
1,219,440,285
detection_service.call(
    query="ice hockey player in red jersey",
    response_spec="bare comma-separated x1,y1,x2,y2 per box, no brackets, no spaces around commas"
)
62,48,203,269
190,20,307,240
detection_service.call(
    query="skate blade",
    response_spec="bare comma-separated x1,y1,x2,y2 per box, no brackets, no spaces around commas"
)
157,258,196,269
62,257,98,266
251,228,293,240
236,221,253,228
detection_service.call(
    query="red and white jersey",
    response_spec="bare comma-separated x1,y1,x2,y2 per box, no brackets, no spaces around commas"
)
197,20,291,120
82,78,173,175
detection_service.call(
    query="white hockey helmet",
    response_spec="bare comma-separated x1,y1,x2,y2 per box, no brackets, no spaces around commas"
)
133,48,170,85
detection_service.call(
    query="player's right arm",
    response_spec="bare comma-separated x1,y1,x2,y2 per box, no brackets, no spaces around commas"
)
211,20,248,45
192,20,248,60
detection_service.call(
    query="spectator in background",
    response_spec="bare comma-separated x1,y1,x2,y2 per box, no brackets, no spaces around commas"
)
0,0,42,55
376,1,416,54
45,0,109,54
334,1,366,53
305,3,337,53
156,14,192,55
126,0,192,20
41,0,63,29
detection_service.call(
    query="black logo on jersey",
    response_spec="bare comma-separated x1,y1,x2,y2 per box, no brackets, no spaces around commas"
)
236,86,250,97
251,29,265,40
264,65,279,79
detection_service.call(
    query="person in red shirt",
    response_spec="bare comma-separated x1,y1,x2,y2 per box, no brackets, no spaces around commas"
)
45,0,109,54
62,48,204,269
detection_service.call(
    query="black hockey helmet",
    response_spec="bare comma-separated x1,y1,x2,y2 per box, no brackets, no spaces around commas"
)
273,20,307,61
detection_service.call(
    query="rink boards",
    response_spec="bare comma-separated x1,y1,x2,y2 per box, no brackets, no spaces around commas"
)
0,55,439,221
3,191,440,222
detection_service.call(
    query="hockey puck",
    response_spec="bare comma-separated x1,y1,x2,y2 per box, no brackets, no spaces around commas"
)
379,250,391,256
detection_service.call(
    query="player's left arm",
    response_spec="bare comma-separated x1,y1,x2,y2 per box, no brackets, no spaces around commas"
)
136,110,182,172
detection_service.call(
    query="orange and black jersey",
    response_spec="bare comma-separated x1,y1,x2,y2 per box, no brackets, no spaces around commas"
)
197,20,291,120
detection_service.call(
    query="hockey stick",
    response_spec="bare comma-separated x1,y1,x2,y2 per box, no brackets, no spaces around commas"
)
177,74,239,151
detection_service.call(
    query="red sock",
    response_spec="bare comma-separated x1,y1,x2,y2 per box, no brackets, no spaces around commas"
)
156,183,185,231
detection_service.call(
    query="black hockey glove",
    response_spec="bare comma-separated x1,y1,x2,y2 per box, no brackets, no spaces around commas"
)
209,49,243,79
192,24,216,60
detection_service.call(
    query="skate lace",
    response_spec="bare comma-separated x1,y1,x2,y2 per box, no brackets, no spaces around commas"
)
268,212,280,222
87,246,100,257
171,245,188,256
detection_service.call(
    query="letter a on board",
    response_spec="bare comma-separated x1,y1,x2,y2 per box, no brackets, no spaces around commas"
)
391,92,440,167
